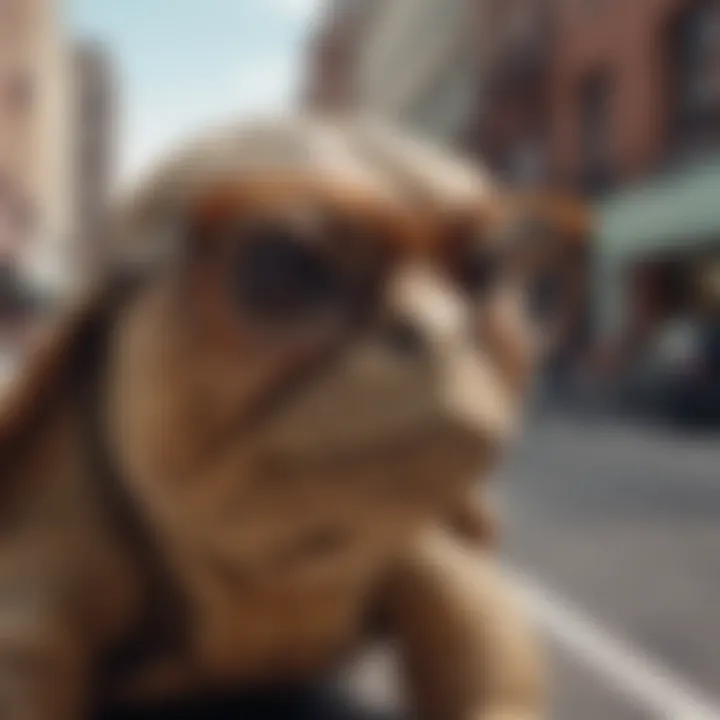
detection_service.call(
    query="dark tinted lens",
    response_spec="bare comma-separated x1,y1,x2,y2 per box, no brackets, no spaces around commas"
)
460,245,505,296
234,229,339,320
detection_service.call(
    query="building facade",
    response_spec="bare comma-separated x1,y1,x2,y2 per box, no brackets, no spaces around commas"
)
304,0,374,110
0,0,74,307
305,0,479,147
549,0,720,193
353,0,478,143
548,0,720,337
471,0,555,186
475,0,720,339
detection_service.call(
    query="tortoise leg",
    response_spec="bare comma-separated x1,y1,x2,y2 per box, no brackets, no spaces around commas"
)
380,529,545,720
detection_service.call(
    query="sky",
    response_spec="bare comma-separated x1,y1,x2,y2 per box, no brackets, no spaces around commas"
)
68,0,322,186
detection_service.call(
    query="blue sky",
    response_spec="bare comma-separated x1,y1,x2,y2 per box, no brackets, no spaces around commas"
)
68,0,321,185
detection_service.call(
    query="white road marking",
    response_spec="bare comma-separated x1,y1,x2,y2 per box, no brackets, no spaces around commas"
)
509,568,720,720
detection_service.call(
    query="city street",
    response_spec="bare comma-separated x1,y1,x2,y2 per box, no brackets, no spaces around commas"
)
4,1,720,719
498,411,720,719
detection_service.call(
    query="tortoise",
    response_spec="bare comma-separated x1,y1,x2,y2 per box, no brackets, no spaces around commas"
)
0,116,588,720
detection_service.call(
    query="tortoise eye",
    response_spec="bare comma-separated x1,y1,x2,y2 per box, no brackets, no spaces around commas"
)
233,225,341,321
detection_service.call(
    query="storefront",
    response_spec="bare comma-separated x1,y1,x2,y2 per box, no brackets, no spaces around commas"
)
592,157,720,420
596,156,720,341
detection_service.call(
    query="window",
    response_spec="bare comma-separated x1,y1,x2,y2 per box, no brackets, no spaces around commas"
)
578,71,613,194
669,1,720,153
4,70,34,114
578,0,606,17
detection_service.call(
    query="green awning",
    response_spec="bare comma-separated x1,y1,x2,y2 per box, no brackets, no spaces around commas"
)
597,156,720,262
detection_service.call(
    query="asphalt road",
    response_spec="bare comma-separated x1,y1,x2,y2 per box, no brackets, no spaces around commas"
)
497,410,720,719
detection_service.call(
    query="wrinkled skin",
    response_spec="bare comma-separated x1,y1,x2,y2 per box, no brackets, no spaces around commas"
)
0,119,586,720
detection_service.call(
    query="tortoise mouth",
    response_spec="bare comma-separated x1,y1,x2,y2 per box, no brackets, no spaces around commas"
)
259,419,485,478
271,525,356,569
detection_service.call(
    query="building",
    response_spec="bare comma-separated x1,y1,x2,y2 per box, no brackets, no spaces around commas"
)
305,0,555,185
472,0,720,342
548,0,717,192
470,0,555,187
71,40,116,281
304,0,369,111
0,0,75,312
305,0,480,148
544,0,720,338
354,0,479,145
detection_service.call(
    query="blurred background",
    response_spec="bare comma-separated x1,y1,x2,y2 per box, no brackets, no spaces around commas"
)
1,1,719,718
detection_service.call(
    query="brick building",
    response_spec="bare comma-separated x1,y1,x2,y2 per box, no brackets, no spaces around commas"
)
472,0,554,186
471,0,720,338
554,0,720,338
549,0,720,193
0,0,75,311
